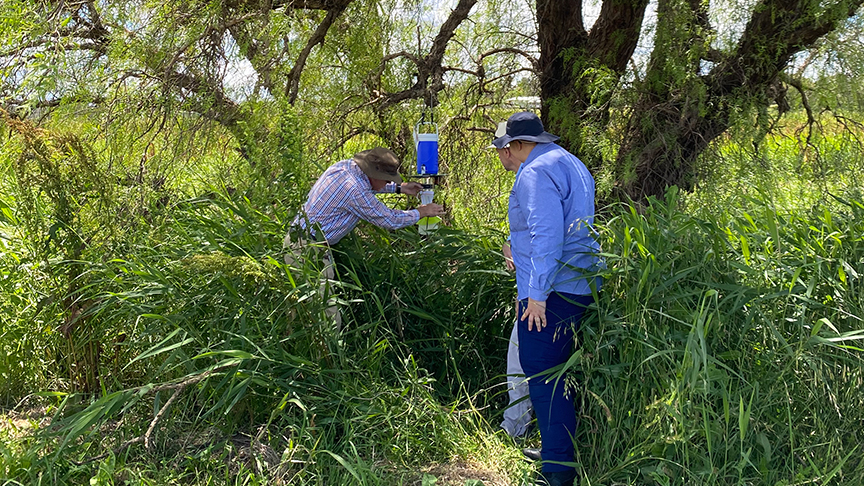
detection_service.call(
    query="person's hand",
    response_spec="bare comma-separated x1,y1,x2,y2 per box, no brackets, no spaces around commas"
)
400,182,423,196
417,203,444,218
522,298,547,331
502,241,515,271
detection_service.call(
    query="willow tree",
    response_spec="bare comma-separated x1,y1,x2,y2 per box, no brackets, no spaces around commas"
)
2,0,863,203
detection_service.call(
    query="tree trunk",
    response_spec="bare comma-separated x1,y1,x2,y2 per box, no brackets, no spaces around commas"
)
616,0,864,203
537,0,863,204
537,0,648,169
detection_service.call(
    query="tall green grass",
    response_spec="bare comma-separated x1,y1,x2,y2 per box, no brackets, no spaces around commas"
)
569,189,864,485
0,191,523,485
3,186,861,485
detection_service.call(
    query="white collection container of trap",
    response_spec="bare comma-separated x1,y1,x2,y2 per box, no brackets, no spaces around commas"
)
417,189,440,235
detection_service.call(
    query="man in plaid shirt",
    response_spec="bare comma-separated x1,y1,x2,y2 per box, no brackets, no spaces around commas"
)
285,147,444,328
294,147,443,244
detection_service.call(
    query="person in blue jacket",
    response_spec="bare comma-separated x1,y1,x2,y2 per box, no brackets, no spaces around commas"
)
491,112,602,486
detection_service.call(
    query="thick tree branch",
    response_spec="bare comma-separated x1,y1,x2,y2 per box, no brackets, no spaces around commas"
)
686,0,716,66
426,0,478,68
81,0,110,49
484,67,536,85
378,51,424,72
782,74,819,151
587,0,650,73
710,0,864,94
371,0,478,111
164,70,243,128
285,1,352,104
702,48,724,63
783,74,814,126
615,0,864,203
361,51,423,101
538,0,588,103
224,0,357,99
477,47,539,72
442,66,482,77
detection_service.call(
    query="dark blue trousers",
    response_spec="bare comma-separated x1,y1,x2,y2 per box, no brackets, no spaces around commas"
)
518,292,593,473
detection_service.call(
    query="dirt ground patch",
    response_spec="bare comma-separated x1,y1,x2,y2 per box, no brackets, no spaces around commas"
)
416,460,515,486
0,406,49,440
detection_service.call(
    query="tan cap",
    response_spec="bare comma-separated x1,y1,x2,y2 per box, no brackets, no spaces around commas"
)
353,147,403,183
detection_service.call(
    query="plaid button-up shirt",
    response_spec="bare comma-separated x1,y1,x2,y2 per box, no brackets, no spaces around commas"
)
296,159,420,244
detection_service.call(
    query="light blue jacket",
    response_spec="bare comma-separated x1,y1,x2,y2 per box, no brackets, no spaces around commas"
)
508,143,602,301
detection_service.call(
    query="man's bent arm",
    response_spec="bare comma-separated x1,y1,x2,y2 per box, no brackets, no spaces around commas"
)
349,187,420,230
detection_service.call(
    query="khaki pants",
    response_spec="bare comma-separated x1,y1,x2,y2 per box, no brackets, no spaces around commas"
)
283,232,342,330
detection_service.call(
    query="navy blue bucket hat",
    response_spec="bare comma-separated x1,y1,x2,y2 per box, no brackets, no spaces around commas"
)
491,111,559,149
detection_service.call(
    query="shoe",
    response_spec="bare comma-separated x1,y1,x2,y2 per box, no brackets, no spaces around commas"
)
522,447,542,461
535,469,576,486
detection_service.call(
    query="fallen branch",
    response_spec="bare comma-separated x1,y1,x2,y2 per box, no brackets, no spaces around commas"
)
71,363,235,465
144,387,183,452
